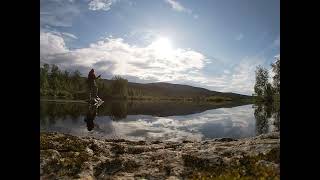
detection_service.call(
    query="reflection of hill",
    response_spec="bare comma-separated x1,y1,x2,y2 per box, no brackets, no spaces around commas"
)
40,101,252,124
103,101,251,117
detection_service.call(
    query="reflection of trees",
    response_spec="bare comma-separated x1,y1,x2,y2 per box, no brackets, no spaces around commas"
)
254,104,269,135
40,102,86,125
254,102,280,135
110,101,127,121
272,101,280,132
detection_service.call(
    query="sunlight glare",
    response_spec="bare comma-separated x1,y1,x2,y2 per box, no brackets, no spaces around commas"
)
150,37,173,57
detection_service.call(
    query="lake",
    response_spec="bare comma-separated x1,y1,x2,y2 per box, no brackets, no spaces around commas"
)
40,100,279,141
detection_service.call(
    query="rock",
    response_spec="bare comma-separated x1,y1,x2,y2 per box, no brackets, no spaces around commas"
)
40,132,280,179
214,137,237,142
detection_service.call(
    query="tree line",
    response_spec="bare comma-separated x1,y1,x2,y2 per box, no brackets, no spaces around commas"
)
254,56,280,104
40,64,131,99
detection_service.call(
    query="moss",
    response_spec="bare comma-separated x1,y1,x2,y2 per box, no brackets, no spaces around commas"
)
89,142,104,154
40,133,88,152
182,150,279,179
214,138,237,142
94,158,139,177
182,154,224,174
263,147,280,164
41,133,92,178
111,144,126,155
50,151,90,177
164,143,181,149
127,146,148,154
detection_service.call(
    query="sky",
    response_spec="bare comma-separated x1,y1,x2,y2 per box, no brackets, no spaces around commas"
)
40,0,280,95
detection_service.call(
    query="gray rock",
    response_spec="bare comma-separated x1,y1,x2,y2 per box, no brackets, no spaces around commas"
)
40,132,280,179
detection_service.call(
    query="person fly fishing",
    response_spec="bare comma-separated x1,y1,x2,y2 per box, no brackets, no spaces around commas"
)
88,69,102,103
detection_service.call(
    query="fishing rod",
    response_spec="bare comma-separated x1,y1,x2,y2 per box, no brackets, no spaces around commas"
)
97,72,104,79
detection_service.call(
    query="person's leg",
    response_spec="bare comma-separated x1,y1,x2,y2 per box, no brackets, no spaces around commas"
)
92,86,98,101
89,86,93,100
96,86,99,98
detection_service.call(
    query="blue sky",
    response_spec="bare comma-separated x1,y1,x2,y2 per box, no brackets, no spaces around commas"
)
40,0,280,95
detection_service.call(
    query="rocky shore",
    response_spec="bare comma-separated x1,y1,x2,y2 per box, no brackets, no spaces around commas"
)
40,132,279,179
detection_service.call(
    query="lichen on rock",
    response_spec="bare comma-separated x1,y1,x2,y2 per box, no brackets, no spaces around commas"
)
40,132,280,179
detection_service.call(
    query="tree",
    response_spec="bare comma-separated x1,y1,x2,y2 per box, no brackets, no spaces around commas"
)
110,75,128,98
264,82,274,103
40,64,50,90
62,70,71,90
271,56,280,94
254,65,269,98
71,70,82,91
49,64,61,91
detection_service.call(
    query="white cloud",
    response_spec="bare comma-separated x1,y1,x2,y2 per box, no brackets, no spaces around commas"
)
165,0,197,17
88,0,114,11
40,31,264,95
213,56,266,95
193,14,199,19
235,33,244,41
40,31,69,57
165,0,190,12
104,104,255,141
223,70,230,74
62,32,78,39
40,32,207,82
40,0,81,27
40,0,118,27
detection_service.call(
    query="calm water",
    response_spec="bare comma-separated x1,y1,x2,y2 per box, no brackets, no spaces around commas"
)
40,101,279,141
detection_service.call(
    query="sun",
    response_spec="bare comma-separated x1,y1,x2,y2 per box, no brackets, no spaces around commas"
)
150,37,173,56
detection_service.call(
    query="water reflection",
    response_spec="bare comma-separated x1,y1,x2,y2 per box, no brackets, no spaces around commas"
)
40,101,261,141
254,102,280,135
84,104,98,131
110,101,127,121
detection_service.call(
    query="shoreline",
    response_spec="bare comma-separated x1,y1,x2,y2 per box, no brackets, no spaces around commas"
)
40,98,252,104
41,132,280,179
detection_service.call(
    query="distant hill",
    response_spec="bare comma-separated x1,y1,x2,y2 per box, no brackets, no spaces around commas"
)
98,79,252,101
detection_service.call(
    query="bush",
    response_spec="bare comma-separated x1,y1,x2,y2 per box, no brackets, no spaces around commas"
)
206,96,232,102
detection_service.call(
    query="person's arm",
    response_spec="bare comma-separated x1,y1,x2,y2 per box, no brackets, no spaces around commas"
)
96,75,101,79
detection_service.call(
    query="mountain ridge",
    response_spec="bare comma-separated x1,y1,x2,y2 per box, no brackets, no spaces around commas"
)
98,78,252,100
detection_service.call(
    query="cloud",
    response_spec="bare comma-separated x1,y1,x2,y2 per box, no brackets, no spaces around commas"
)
228,56,265,95
88,0,114,11
62,32,78,39
40,31,263,95
105,104,255,141
40,0,82,27
40,31,69,58
235,33,244,41
164,0,199,18
40,31,208,82
165,0,190,12
40,0,118,27
223,70,230,74
201,56,265,95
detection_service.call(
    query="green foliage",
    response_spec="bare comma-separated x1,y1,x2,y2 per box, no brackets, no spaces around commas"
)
206,96,232,102
110,75,128,99
128,88,144,97
40,64,86,99
40,64,132,100
254,56,280,104
264,83,274,103
271,56,280,94
254,65,269,98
